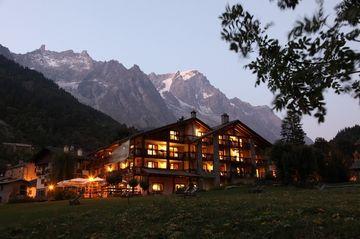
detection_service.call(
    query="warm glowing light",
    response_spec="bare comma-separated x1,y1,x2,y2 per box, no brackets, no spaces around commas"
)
152,183,163,191
88,176,95,182
48,184,55,191
107,166,113,172
195,129,203,137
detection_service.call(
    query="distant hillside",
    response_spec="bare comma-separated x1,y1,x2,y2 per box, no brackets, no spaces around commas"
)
332,125,360,144
331,125,360,157
0,55,135,150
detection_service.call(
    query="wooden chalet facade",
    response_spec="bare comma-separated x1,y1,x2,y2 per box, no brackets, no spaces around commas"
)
87,112,273,194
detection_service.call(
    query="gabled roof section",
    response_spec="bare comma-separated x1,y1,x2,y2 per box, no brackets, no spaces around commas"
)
89,117,211,155
128,117,211,139
194,120,272,146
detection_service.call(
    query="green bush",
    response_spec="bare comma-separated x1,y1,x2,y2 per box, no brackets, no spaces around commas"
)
53,188,78,200
106,171,122,186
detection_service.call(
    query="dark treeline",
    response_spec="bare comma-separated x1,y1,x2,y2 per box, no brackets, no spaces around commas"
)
271,125,360,185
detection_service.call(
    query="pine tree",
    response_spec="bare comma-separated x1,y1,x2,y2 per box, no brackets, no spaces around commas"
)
280,110,305,145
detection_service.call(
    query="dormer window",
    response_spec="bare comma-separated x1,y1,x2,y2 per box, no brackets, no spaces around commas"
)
230,136,238,142
195,129,204,137
170,130,179,141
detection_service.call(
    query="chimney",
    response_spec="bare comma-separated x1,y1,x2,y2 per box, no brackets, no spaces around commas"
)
77,148,83,157
191,110,197,118
221,113,229,124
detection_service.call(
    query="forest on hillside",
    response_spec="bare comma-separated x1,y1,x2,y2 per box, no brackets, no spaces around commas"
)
0,55,135,164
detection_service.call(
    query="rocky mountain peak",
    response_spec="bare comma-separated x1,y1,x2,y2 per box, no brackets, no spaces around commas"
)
39,44,46,52
6,45,176,129
149,69,285,142
0,44,306,143
0,44,13,60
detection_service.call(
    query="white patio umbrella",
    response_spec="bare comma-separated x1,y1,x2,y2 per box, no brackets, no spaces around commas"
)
56,180,70,187
69,178,89,184
90,177,105,183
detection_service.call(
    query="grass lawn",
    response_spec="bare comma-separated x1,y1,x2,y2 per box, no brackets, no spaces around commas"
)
0,186,359,239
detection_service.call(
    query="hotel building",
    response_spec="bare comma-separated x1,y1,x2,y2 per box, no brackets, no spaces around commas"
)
88,111,273,194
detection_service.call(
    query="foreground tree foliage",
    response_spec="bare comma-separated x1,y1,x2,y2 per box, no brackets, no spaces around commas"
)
220,0,359,122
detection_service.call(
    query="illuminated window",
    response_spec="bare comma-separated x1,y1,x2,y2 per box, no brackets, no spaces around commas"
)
230,136,238,142
147,161,158,168
218,135,226,144
219,150,224,160
231,148,240,161
175,184,185,191
120,162,128,169
169,147,178,158
170,130,179,140
203,163,213,172
196,129,204,137
170,163,179,170
147,144,157,155
152,183,163,192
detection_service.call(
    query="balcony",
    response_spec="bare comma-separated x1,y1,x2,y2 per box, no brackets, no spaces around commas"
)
202,154,213,161
218,140,251,150
131,148,192,160
146,149,167,158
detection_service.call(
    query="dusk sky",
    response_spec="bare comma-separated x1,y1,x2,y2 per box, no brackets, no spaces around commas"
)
0,0,358,141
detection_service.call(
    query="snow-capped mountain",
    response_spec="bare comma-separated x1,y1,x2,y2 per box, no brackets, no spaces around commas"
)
11,45,175,128
0,44,293,142
149,70,283,142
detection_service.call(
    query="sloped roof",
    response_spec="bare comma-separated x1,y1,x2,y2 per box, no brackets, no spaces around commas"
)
0,178,29,185
89,117,211,155
129,117,211,139
193,120,272,146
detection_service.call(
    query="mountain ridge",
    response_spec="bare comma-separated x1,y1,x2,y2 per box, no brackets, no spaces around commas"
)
11,45,176,129
0,44,312,143
148,70,284,142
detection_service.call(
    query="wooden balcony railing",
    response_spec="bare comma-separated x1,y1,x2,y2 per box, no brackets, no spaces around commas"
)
218,140,251,150
131,148,196,160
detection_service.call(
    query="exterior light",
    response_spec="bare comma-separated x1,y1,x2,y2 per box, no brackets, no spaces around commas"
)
107,166,113,172
48,184,55,191
88,176,95,182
